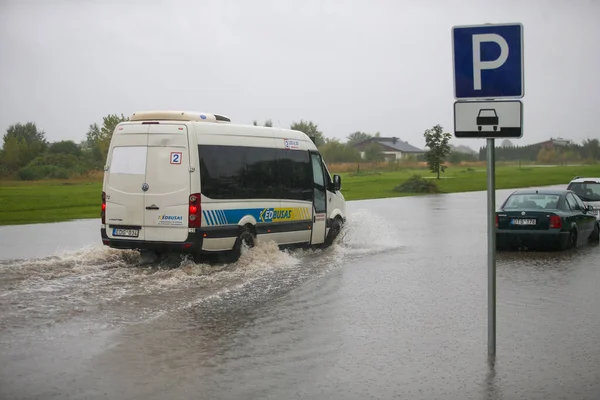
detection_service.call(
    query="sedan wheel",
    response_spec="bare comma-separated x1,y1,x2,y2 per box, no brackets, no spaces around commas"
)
568,229,578,249
590,223,600,243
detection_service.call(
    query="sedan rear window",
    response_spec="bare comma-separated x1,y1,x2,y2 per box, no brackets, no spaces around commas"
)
504,194,561,210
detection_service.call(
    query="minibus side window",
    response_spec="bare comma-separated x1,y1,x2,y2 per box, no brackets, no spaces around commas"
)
322,161,334,190
198,144,313,201
277,150,313,201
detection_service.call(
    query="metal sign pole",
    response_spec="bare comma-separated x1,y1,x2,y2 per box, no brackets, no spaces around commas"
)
453,22,524,357
486,137,497,357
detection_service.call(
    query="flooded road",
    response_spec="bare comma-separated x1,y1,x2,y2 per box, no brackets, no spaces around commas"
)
1,187,599,400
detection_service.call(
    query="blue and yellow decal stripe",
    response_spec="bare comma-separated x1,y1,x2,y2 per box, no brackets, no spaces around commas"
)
203,207,312,226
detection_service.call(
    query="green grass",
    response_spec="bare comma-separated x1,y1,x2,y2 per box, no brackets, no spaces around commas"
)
1,164,599,226
0,181,102,225
338,164,600,201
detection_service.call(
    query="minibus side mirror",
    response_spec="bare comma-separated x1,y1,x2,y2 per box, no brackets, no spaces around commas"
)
333,175,341,191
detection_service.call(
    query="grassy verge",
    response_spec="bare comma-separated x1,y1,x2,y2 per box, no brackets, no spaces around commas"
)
1,164,599,226
338,164,600,201
0,181,102,225
327,160,538,174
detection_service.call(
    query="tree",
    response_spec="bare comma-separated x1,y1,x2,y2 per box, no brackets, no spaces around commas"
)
1,122,48,171
84,123,103,163
347,131,372,146
319,139,361,163
423,124,452,179
536,147,557,164
85,113,129,163
253,119,273,127
363,142,384,162
48,140,81,156
560,149,578,165
0,134,23,171
501,139,514,147
581,138,600,163
448,151,463,165
290,120,325,147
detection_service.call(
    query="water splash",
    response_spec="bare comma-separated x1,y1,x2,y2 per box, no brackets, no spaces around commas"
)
334,208,404,256
0,209,404,332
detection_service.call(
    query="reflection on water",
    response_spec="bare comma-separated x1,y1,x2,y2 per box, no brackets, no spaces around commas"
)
1,184,599,400
0,207,403,335
484,356,503,400
0,219,102,262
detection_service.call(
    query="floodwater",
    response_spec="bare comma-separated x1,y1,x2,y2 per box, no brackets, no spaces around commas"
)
1,187,599,400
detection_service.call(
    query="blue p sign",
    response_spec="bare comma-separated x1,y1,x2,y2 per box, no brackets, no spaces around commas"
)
452,23,524,100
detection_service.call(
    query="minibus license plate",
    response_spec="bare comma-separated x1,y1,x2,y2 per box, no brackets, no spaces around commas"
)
511,218,536,225
112,228,139,237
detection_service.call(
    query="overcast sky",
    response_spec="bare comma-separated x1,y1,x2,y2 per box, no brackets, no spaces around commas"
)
1,0,598,152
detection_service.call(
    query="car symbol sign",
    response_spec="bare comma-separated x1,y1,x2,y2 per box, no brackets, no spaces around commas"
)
142,183,149,192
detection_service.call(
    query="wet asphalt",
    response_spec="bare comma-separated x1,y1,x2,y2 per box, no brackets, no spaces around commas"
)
1,186,599,400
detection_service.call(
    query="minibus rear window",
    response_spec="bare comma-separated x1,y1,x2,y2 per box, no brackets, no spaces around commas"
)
110,146,147,175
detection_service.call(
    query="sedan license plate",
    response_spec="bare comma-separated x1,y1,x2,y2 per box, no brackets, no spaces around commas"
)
511,218,536,226
112,228,139,237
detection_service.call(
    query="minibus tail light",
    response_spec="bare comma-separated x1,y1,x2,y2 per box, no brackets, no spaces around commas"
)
101,191,106,224
189,193,201,228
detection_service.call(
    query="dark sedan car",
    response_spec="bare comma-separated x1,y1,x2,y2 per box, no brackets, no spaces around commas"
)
496,189,600,250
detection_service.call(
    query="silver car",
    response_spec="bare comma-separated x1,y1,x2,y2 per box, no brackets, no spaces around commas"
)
567,177,600,221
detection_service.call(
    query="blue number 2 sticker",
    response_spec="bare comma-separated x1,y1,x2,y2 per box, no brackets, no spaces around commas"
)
170,152,182,164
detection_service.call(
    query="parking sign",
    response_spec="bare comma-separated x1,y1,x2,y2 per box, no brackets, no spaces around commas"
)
452,23,524,100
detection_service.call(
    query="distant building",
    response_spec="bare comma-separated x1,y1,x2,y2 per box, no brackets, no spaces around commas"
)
352,137,425,161
532,137,572,149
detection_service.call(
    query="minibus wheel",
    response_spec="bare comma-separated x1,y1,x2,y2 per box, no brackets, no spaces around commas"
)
140,250,161,264
232,225,256,260
325,217,343,246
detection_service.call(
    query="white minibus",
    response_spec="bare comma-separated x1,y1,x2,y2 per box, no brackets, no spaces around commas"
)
100,111,346,262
